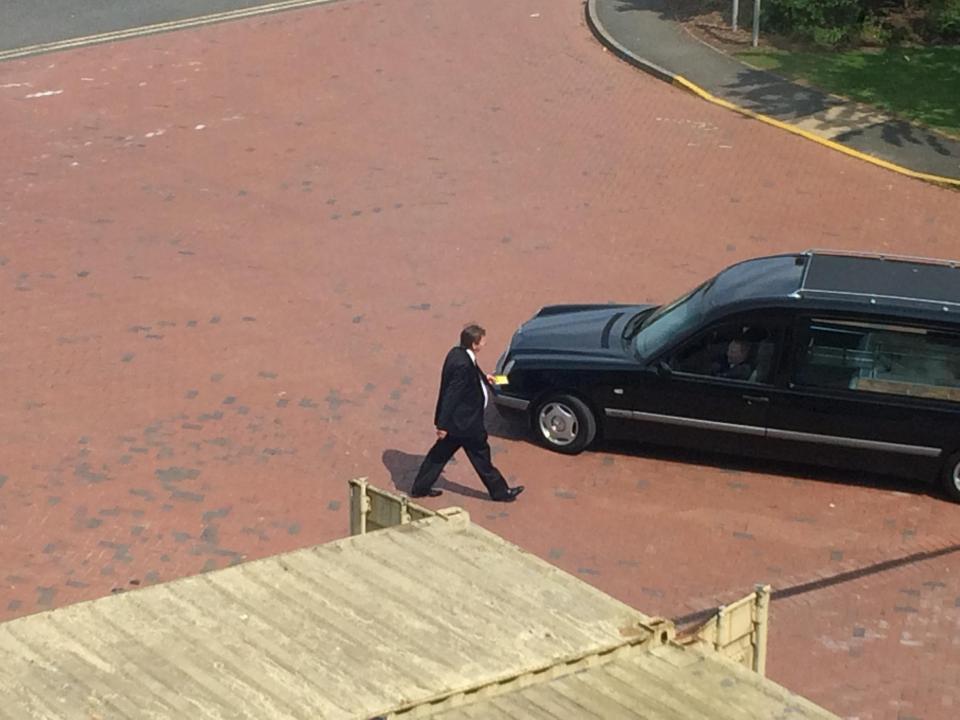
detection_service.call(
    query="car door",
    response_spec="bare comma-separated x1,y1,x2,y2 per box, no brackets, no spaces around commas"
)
762,315,958,479
622,316,785,457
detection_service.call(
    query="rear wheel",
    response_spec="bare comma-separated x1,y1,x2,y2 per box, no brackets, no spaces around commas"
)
940,451,960,503
534,394,597,455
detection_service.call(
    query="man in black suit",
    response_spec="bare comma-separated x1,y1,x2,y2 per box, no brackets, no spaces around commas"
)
409,324,524,502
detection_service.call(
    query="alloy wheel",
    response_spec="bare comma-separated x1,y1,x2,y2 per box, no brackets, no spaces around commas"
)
538,402,579,446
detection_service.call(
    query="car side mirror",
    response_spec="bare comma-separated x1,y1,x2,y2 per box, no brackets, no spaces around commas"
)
656,360,672,378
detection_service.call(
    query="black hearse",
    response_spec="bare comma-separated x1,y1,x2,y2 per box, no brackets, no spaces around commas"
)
492,251,960,501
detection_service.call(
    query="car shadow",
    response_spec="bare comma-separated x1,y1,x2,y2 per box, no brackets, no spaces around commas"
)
601,439,939,499
381,449,490,500
488,410,942,501
485,406,529,441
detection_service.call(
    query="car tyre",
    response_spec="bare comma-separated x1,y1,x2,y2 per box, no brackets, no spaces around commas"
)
534,393,597,455
940,451,960,503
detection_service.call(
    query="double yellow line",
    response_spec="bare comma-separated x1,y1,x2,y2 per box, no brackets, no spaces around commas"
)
671,75,960,189
584,0,960,188
0,0,340,62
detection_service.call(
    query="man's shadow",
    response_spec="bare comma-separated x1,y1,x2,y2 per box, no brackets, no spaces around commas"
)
381,449,489,500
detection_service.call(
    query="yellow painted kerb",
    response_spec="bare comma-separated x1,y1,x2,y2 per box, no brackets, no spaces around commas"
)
0,0,339,62
671,75,960,188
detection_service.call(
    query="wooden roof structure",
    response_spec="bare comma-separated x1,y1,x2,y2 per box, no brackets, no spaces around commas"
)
0,496,839,719
427,642,833,719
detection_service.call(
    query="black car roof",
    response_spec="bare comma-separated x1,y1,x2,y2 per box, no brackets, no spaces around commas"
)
800,250,960,305
704,254,805,311
704,251,960,325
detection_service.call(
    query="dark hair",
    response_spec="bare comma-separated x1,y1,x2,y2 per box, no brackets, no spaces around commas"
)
460,324,486,348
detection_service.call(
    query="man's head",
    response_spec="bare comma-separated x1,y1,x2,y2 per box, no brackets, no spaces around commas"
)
726,339,749,366
460,324,487,353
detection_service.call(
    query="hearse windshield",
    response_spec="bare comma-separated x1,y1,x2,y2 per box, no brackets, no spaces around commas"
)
633,278,713,359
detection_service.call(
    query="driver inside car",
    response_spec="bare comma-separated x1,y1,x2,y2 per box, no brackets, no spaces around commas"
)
711,338,754,380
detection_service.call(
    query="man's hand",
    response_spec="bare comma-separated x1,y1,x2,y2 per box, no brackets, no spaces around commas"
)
485,373,496,384
436,428,448,440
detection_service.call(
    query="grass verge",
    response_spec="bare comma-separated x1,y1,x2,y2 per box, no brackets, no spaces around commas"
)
734,46,960,137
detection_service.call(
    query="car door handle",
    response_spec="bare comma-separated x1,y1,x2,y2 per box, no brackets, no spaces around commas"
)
742,394,769,404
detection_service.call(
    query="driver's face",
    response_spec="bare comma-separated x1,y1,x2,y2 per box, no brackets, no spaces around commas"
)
727,340,747,365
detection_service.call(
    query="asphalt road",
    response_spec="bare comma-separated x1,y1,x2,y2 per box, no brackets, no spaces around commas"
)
1,0,312,53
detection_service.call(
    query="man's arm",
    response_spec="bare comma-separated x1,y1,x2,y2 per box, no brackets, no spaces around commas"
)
722,363,753,381
435,360,470,434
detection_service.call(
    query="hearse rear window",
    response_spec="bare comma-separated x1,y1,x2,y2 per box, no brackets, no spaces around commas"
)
794,319,960,401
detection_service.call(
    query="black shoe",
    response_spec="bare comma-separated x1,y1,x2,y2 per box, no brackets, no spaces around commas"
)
410,488,443,498
493,485,524,502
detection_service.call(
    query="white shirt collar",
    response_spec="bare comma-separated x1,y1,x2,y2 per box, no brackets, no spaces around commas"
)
466,347,488,407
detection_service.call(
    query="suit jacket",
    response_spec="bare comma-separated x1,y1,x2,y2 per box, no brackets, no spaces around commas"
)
434,346,489,438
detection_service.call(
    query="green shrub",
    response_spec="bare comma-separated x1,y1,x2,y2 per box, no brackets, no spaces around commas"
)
859,13,893,45
927,0,960,40
762,0,867,46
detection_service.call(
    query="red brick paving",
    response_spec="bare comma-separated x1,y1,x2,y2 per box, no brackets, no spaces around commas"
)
1,0,958,717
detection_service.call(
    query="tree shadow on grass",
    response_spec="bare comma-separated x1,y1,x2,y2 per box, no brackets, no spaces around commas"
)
719,62,960,161
753,47,960,135
604,0,960,167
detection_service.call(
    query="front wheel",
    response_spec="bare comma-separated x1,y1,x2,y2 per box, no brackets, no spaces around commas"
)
534,393,597,455
939,451,960,503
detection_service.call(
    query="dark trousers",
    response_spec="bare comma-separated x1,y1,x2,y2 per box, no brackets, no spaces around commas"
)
411,433,510,500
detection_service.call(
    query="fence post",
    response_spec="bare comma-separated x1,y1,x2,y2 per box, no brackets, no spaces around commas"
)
349,477,370,536
715,603,727,649
752,0,761,47
753,584,771,675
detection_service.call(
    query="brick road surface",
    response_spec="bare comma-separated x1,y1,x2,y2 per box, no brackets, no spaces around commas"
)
1,1,958,718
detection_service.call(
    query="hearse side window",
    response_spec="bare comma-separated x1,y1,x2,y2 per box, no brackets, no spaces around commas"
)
794,319,960,400
669,322,779,384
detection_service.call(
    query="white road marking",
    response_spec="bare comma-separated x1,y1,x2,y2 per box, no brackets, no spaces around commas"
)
0,0,341,62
